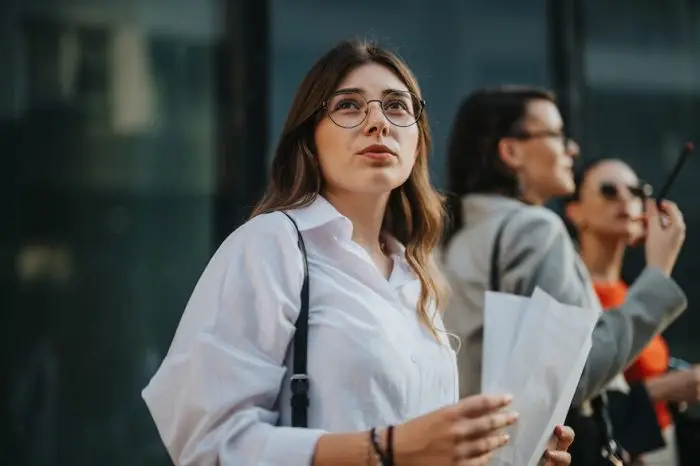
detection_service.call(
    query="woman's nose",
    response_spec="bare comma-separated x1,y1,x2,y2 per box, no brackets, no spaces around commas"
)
362,102,390,135
619,186,637,202
566,138,580,157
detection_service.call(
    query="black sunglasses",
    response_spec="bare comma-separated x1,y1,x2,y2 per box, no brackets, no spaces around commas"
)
599,181,653,200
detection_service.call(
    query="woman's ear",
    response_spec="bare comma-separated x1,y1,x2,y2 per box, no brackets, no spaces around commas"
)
497,138,522,170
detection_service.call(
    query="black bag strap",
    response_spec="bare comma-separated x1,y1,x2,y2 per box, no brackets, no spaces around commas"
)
592,393,628,465
489,211,518,291
281,212,310,428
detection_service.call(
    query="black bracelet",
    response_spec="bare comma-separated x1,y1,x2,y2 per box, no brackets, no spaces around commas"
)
386,425,394,466
369,427,389,465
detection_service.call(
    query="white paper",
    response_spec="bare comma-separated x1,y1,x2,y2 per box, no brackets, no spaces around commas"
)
483,288,599,466
481,292,530,394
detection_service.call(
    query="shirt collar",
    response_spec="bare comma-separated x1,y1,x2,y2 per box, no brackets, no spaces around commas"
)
285,195,351,236
382,233,405,257
383,234,417,286
286,195,417,284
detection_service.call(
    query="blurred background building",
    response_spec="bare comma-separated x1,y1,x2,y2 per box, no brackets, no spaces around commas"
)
1,0,698,465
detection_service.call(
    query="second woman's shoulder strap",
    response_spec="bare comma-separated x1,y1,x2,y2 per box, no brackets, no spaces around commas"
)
489,210,520,292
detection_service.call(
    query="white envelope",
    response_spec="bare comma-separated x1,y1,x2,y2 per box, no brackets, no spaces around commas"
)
485,288,598,466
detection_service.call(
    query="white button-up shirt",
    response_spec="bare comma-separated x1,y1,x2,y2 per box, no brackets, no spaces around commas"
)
142,196,458,466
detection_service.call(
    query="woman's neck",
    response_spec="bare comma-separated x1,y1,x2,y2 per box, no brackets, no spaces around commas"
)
323,189,389,254
519,186,549,206
520,192,548,206
579,232,626,283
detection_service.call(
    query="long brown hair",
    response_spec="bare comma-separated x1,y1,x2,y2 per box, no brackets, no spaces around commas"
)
252,39,447,336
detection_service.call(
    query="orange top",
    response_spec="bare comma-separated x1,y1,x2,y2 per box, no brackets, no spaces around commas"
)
593,280,672,429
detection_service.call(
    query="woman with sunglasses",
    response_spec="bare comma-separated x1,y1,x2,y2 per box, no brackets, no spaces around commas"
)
141,42,575,466
441,86,687,465
566,158,700,466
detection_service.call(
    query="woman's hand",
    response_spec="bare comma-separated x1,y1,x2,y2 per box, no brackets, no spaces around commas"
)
542,424,575,466
647,366,700,404
673,366,700,404
392,394,518,466
644,199,686,276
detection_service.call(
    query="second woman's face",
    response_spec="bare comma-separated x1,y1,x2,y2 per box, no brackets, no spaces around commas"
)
510,99,580,203
314,63,421,198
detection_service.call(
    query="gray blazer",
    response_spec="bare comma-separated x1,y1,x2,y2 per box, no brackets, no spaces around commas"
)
442,194,687,405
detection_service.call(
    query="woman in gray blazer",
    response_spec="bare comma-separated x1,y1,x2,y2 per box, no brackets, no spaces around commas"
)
440,86,687,465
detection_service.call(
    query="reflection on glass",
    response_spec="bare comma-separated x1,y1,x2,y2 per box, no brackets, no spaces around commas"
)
3,7,222,465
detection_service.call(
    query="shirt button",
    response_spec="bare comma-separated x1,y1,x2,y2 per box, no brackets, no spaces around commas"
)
411,354,418,363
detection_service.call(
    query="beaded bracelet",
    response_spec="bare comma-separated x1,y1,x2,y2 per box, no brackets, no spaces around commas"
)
369,426,395,466
386,425,394,466
369,427,389,465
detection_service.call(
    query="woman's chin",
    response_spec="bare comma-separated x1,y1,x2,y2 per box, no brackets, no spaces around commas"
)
552,181,576,198
620,226,646,246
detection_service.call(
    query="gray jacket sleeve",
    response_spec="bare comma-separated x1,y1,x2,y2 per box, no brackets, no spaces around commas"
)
499,208,687,405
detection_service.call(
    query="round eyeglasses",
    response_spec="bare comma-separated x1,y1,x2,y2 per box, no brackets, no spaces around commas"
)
509,129,574,147
322,90,425,128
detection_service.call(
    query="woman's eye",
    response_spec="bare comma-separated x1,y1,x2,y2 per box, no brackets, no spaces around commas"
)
334,99,362,111
384,100,410,113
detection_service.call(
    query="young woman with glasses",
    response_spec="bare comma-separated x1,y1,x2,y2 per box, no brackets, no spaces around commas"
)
440,86,687,465
141,42,574,466
566,158,700,466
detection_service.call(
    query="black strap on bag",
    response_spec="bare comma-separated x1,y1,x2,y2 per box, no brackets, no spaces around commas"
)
489,211,517,291
592,393,628,466
281,212,310,428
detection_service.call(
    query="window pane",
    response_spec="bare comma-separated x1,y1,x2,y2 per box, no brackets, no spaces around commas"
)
1,1,224,465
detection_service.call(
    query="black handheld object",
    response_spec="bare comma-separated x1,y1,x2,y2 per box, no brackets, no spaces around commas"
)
656,142,694,209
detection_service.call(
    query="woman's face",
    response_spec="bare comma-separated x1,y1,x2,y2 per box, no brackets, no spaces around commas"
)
568,160,647,241
506,99,579,203
314,63,421,197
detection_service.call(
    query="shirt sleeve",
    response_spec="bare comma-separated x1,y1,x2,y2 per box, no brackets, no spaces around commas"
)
142,212,325,466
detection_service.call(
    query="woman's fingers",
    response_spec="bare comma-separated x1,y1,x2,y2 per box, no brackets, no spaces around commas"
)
553,424,575,450
543,449,572,465
646,198,685,230
455,431,509,459
456,411,518,438
454,394,513,418
658,199,685,231
449,395,519,462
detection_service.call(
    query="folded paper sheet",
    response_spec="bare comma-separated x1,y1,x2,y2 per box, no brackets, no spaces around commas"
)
483,288,599,466
481,292,530,395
